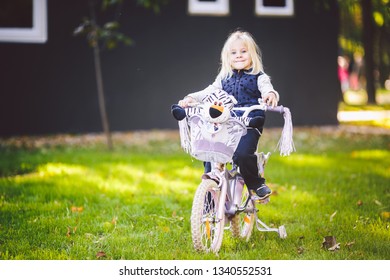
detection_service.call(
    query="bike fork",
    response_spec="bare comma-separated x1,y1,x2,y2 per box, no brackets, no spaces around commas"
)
216,179,228,223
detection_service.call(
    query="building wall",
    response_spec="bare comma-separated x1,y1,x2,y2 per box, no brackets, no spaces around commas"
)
0,0,340,137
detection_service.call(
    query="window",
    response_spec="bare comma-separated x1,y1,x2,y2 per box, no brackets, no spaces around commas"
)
0,0,47,43
188,0,229,16
255,0,294,16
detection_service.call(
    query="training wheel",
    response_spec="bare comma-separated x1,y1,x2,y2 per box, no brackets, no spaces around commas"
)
278,225,287,239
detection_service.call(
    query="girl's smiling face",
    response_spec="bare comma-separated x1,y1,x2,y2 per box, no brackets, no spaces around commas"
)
229,39,252,70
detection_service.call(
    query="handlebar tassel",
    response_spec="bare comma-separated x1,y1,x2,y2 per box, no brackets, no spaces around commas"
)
276,108,296,156
178,118,192,154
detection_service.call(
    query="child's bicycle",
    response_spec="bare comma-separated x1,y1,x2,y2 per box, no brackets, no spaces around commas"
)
178,102,294,253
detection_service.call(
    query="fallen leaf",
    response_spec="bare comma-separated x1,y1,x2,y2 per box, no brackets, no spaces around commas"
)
381,212,390,220
357,200,363,206
111,217,117,225
322,236,340,251
328,243,340,251
330,211,337,222
96,251,106,258
345,241,355,248
297,246,304,254
71,206,84,213
66,226,77,237
374,200,382,206
66,227,71,237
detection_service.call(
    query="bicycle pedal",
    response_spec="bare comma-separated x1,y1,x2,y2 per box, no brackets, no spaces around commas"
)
258,197,270,204
251,195,270,204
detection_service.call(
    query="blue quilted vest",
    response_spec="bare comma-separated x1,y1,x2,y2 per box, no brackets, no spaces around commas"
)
221,70,265,118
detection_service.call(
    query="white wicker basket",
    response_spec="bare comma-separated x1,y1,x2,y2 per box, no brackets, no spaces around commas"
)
188,115,247,163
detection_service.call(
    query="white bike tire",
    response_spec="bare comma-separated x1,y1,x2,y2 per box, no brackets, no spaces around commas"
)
191,179,225,253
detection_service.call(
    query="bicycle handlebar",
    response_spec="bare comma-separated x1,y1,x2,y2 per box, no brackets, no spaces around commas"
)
185,100,290,118
235,103,288,118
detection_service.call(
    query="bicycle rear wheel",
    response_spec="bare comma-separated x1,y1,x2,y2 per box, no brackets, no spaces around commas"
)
230,188,256,241
191,179,224,253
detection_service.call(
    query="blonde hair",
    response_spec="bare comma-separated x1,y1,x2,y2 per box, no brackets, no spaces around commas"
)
218,30,263,80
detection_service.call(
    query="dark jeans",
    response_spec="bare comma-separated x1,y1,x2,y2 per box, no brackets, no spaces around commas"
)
203,128,265,190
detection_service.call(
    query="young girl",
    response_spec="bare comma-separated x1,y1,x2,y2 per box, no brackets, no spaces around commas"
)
177,30,279,200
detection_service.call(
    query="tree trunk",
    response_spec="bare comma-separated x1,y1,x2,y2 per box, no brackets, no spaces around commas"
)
90,0,113,150
93,43,113,150
361,0,376,104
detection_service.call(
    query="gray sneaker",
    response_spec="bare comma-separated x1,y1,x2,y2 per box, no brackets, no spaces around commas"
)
253,184,272,200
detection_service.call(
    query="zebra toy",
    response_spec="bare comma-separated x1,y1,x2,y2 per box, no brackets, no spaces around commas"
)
171,89,265,129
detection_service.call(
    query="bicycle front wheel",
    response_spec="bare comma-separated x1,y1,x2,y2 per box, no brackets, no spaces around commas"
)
191,179,225,253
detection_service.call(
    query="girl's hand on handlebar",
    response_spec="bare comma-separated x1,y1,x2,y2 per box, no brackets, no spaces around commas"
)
178,96,196,108
263,92,278,107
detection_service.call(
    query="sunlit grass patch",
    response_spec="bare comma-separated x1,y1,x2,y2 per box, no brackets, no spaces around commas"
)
350,149,390,160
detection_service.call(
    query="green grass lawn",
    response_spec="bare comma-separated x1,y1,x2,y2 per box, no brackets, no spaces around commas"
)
0,128,389,260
